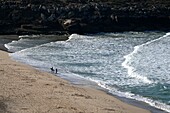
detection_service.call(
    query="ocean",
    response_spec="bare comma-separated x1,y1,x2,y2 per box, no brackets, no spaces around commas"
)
4,32,170,113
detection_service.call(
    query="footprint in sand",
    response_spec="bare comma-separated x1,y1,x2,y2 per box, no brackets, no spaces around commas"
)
71,93,92,99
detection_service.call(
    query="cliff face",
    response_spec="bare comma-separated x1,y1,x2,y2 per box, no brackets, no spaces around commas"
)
0,0,170,35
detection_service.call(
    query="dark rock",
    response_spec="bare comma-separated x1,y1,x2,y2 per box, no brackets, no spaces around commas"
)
0,0,170,35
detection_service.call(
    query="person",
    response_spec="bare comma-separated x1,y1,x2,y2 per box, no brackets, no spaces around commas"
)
50,67,54,72
55,68,58,74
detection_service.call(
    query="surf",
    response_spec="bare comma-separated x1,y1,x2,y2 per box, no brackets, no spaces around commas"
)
5,32,170,113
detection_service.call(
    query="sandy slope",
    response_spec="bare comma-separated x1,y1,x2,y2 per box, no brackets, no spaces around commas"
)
0,50,150,113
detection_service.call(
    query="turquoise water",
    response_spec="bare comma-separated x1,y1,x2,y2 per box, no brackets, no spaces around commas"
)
5,32,170,112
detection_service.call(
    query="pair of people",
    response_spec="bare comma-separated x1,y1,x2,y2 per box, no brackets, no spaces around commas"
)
50,67,57,74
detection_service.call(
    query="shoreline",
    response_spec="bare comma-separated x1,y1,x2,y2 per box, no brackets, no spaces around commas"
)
0,35,19,52
0,36,153,113
1,34,168,113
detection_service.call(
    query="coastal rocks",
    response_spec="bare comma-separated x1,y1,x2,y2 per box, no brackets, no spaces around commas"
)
61,19,82,34
11,10,21,21
0,1,170,35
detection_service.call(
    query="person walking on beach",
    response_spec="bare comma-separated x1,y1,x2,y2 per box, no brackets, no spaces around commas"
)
55,68,58,74
50,67,54,72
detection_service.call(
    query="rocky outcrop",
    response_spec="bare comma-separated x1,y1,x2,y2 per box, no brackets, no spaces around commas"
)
0,0,170,35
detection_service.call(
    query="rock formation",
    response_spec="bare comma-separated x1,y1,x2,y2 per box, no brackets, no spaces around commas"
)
0,0,170,35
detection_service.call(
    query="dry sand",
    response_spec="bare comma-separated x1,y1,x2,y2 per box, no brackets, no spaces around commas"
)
0,50,150,113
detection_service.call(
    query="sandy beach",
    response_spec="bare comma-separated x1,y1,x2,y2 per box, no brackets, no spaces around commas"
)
0,49,151,113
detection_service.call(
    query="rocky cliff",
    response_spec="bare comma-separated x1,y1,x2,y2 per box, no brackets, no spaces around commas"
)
0,0,170,35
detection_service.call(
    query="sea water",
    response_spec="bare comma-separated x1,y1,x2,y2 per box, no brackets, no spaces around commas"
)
5,32,170,112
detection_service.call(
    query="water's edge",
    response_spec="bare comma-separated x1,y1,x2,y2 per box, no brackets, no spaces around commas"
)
1,34,168,113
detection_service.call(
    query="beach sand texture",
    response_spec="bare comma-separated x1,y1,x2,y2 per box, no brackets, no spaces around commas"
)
0,50,150,113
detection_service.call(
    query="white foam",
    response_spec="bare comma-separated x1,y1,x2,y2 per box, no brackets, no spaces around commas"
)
66,34,80,42
4,38,25,52
122,32,170,85
90,78,170,113
18,35,41,39
122,46,153,84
